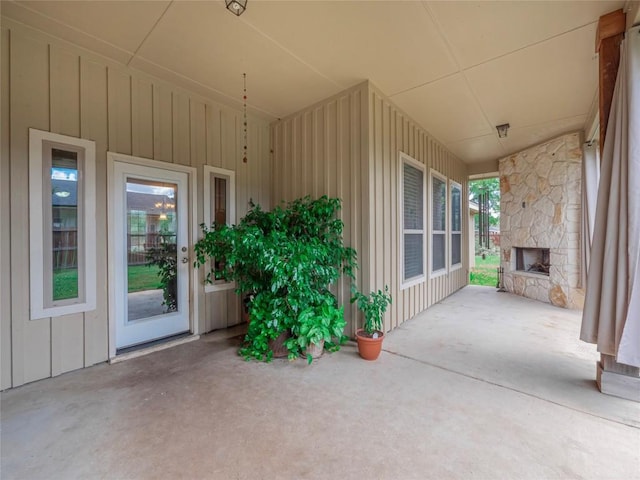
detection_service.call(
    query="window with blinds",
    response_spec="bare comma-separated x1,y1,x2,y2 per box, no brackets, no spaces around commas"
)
431,172,447,274
450,181,462,268
400,153,425,287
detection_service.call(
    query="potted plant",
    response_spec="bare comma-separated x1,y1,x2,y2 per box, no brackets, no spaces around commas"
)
351,286,392,360
194,196,356,363
285,294,348,364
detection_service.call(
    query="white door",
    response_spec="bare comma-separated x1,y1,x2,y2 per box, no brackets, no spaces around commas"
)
112,161,191,349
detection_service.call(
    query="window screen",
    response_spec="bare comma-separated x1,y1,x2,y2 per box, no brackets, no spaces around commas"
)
432,174,447,273
402,158,425,284
451,182,462,267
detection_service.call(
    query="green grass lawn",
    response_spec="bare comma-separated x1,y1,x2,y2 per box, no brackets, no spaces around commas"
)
127,264,162,292
52,268,79,300
469,254,500,287
53,264,162,299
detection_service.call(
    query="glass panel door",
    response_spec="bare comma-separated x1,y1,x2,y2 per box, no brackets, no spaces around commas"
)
112,161,190,350
126,179,178,321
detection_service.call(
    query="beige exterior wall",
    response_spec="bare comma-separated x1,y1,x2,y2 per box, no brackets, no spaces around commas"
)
1,17,11,390
0,21,272,389
270,83,369,336
368,85,469,331
1,21,468,389
271,82,468,336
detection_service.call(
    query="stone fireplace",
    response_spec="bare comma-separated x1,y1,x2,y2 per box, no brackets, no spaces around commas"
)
499,132,583,309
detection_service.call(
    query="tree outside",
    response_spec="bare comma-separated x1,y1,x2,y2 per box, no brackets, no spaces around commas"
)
469,177,500,286
469,177,500,228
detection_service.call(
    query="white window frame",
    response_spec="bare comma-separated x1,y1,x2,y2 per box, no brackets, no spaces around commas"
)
29,129,96,319
449,180,463,271
399,152,426,289
430,169,448,278
203,165,236,293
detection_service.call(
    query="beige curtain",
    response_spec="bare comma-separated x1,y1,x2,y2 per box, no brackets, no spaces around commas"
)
618,27,640,367
581,27,640,367
580,142,599,288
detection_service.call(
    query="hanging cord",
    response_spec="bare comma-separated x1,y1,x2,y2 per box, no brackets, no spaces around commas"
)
243,73,248,163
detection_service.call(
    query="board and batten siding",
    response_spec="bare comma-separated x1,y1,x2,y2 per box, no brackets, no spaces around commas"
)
368,85,468,333
271,83,370,337
0,21,271,389
271,81,468,337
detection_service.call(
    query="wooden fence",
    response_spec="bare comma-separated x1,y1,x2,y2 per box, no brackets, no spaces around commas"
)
52,229,77,270
53,230,175,268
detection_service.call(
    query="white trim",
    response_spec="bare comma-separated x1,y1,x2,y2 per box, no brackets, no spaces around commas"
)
109,334,200,364
399,152,426,290
202,165,236,294
430,168,448,277
106,152,198,359
203,165,236,227
469,172,499,180
449,179,463,271
205,282,237,293
29,129,96,320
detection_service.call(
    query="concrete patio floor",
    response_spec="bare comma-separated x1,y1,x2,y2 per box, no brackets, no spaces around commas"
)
1,286,639,479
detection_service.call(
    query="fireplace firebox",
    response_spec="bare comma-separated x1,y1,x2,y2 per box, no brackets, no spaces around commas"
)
515,247,550,275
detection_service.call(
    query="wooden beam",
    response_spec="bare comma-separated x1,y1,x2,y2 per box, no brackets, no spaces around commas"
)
596,9,627,51
596,9,626,154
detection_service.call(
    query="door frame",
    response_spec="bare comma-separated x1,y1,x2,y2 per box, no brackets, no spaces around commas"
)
106,152,199,359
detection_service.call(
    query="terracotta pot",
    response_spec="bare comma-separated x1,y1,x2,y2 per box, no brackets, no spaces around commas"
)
269,330,291,358
356,329,384,361
305,339,325,360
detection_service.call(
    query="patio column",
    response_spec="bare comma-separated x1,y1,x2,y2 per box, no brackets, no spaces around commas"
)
596,9,625,155
582,8,640,402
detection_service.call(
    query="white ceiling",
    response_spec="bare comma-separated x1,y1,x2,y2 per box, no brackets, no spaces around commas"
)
2,0,630,167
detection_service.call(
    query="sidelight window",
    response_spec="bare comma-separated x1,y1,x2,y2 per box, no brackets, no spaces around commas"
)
29,129,96,319
203,166,236,292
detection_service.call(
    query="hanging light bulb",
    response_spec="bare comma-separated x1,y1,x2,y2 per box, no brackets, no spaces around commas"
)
158,196,168,220
496,123,510,138
226,0,247,16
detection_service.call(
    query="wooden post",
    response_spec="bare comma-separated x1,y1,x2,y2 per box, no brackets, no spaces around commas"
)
595,9,626,155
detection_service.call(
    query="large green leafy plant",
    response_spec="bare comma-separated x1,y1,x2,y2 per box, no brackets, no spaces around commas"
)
194,196,357,362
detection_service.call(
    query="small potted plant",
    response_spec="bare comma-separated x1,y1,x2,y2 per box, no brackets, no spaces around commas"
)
351,286,392,360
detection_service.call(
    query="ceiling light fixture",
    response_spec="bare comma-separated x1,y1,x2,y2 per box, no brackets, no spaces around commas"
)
226,0,247,16
496,123,510,139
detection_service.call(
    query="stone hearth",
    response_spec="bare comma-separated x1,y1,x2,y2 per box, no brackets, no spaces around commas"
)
499,132,584,308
